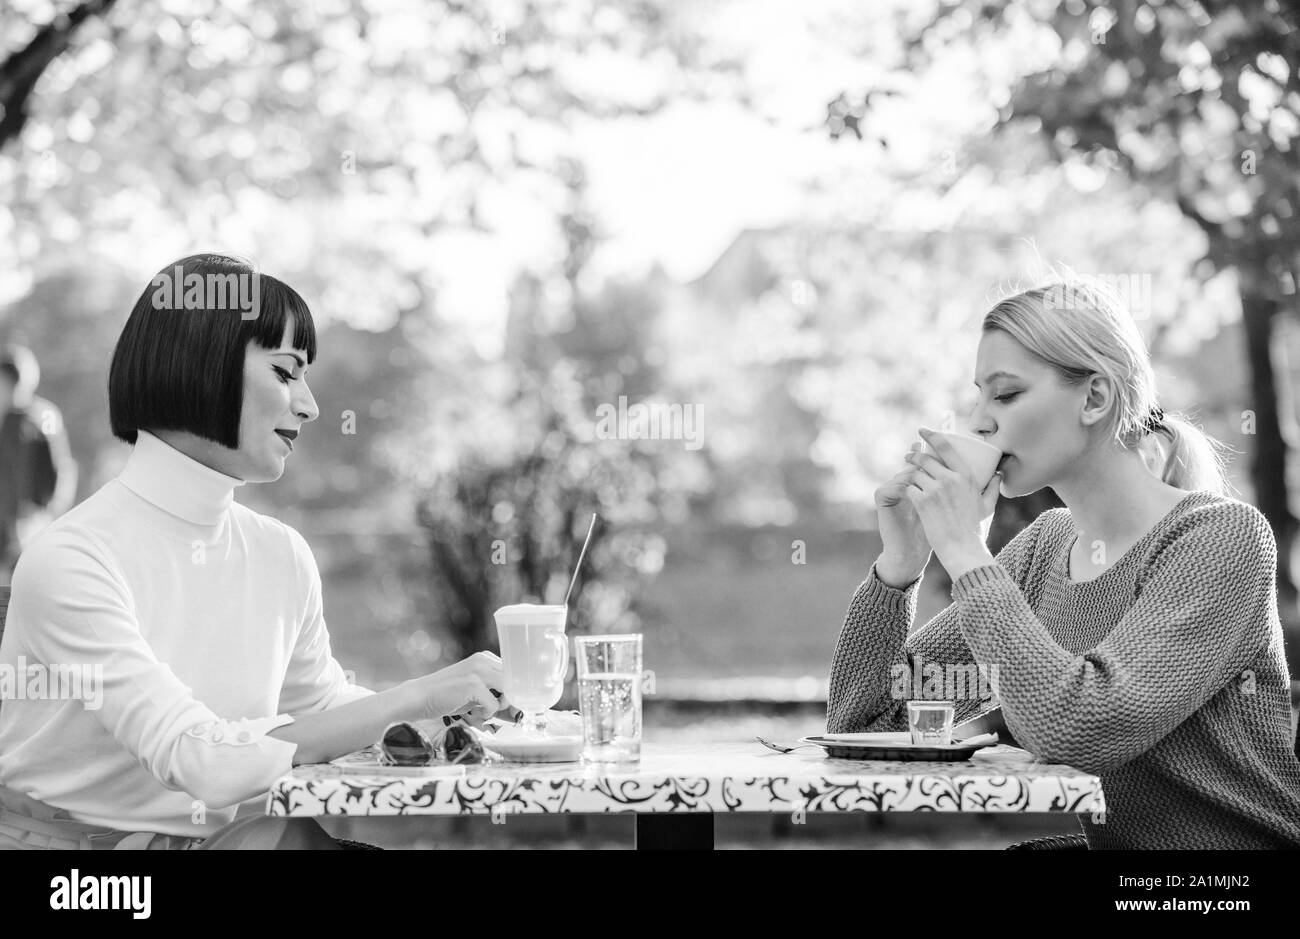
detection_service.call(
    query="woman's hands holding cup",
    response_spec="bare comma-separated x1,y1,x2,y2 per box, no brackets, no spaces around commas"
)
408,651,514,729
902,428,1002,563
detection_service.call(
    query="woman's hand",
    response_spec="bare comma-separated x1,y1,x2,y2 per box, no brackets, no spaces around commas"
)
408,651,509,729
903,428,1002,562
874,440,934,574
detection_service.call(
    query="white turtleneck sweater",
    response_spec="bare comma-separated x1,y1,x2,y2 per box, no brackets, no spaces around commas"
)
0,430,375,837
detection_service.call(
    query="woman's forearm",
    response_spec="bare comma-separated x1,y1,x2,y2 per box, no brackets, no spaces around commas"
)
268,682,421,765
827,562,915,733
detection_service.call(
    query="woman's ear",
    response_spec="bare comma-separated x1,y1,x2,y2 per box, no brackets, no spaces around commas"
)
1079,373,1114,428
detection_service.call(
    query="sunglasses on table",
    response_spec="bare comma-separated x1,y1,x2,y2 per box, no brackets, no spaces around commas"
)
379,706,524,767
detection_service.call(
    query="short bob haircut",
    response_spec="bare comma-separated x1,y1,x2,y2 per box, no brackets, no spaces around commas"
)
109,253,317,447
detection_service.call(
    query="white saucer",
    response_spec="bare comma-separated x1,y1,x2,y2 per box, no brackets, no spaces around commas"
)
477,731,583,763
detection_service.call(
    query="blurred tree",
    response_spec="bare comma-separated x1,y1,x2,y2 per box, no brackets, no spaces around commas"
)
413,164,707,657
414,358,695,659
0,0,116,151
0,0,738,297
888,0,1300,631
0,0,733,673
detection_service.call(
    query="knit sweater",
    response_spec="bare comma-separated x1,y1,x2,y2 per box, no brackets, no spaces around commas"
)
827,489,1300,849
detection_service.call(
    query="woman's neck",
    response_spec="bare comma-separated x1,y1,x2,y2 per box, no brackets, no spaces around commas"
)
1052,448,1186,548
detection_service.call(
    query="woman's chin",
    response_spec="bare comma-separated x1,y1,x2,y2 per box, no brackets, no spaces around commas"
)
244,454,287,483
1000,476,1046,501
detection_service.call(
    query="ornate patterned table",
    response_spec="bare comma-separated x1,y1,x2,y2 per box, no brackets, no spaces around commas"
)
265,741,1104,849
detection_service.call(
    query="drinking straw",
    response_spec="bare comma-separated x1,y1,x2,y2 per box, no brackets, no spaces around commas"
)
563,513,599,607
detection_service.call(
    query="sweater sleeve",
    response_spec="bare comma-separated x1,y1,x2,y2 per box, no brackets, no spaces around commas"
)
10,529,300,810
276,525,377,715
949,501,1276,775
826,514,1048,734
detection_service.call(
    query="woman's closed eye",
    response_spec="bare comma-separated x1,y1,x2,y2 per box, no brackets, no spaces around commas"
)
994,392,1019,403
272,366,295,384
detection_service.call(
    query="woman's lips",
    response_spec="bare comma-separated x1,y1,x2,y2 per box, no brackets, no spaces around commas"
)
275,430,295,451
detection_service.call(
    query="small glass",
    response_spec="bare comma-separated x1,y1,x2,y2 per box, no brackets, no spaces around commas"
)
574,634,643,766
907,700,955,746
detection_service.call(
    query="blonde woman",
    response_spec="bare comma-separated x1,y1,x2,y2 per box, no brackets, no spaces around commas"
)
828,281,1300,849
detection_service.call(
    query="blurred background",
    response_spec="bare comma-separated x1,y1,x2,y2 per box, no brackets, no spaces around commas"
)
2,0,1299,846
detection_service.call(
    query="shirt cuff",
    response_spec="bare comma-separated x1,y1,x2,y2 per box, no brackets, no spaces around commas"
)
168,714,300,807
183,713,296,747
860,560,924,613
951,562,1011,600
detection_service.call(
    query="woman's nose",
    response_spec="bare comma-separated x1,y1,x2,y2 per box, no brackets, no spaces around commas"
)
968,410,995,439
294,381,320,423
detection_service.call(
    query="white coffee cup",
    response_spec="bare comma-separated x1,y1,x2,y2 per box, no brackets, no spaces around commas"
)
919,428,1003,486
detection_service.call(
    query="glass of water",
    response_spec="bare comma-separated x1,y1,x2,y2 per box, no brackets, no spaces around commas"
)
907,700,955,746
574,634,643,766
